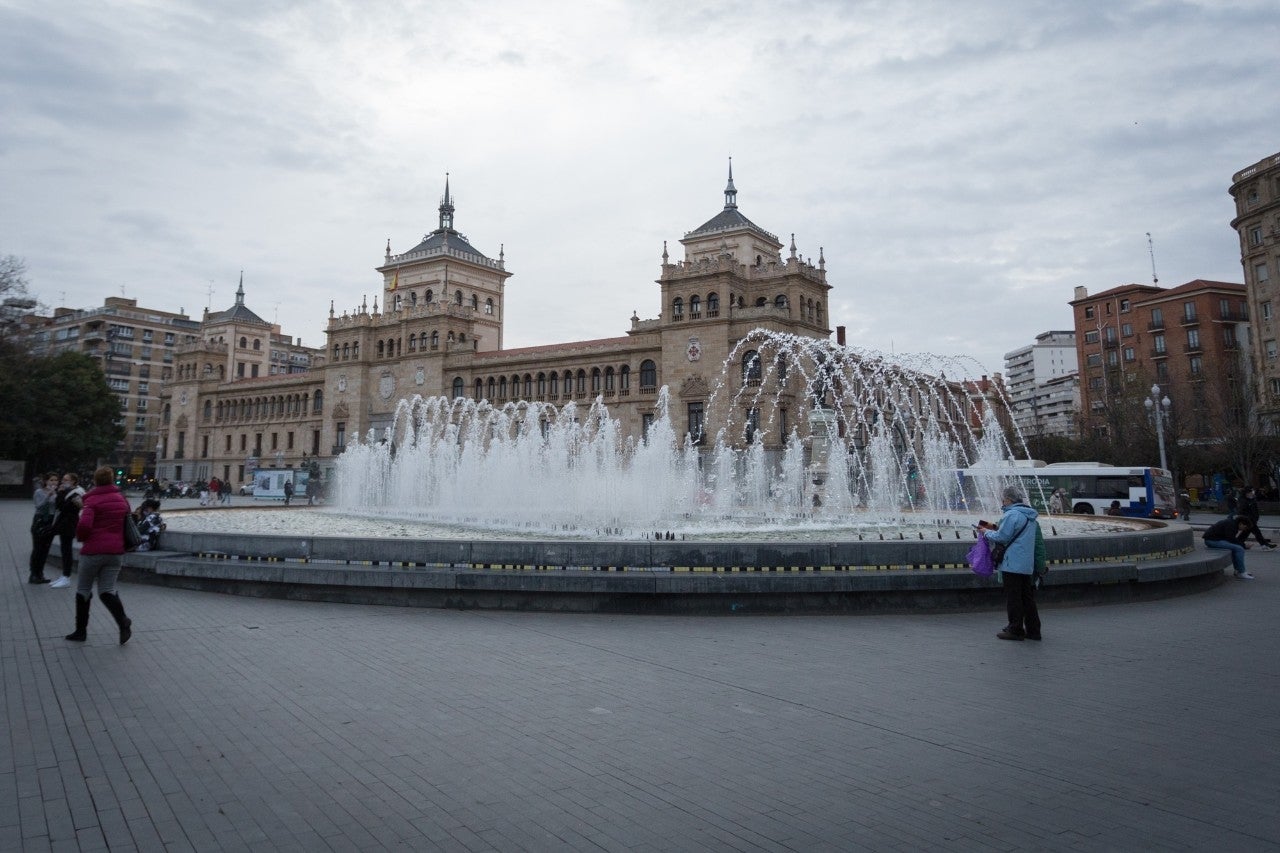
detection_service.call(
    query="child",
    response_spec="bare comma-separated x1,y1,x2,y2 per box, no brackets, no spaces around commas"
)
134,499,166,551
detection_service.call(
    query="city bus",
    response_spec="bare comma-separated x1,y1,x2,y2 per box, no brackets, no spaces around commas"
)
955,462,1178,519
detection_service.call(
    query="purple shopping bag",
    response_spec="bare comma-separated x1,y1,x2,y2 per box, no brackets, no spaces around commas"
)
967,535,995,576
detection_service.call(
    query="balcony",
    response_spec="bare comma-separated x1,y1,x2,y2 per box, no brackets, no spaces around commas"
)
1180,314,1199,326
1147,321,1164,330
1150,348,1168,358
1184,343,1203,354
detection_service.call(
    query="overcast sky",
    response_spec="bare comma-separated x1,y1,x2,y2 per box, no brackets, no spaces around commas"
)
2,0,1277,375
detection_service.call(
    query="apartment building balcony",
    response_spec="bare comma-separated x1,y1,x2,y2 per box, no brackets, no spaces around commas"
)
1184,343,1204,354
1147,320,1164,330
1180,315,1200,326
1150,348,1169,358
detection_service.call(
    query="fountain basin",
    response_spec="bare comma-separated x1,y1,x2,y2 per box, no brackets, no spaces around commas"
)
123,513,1228,614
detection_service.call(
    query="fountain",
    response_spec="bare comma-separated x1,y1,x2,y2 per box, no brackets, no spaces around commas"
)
332,331,1027,538
146,331,1226,612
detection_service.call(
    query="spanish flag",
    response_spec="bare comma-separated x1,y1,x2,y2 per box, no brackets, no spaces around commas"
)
389,270,399,291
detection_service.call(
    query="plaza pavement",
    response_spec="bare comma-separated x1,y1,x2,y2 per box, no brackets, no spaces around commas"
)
2,498,1278,852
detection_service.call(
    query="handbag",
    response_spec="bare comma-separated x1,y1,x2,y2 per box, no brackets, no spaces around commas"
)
989,541,1008,566
123,512,142,550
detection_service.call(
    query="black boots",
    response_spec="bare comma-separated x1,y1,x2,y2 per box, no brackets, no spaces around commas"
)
65,593,91,642
28,573,50,584
64,592,131,644
99,592,132,645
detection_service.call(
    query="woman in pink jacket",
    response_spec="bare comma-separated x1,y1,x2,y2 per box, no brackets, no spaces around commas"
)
66,466,133,644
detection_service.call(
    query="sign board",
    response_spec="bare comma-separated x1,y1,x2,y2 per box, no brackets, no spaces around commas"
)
252,468,309,500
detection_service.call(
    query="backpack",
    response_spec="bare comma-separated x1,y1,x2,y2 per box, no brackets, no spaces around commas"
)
1033,522,1049,586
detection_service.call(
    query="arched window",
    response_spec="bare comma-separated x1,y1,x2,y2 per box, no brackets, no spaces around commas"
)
352,341,359,358
816,301,824,324
537,372,546,396
737,295,745,308
218,365,225,379
487,377,496,400
808,298,815,320
216,401,223,420
333,344,340,360
407,334,417,352
452,377,464,398
454,290,462,305
523,374,532,397
604,366,615,392
591,367,602,393
342,343,350,359
473,378,483,401
776,354,788,382
775,294,788,309
563,370,573,396
471,294,479,310
239,336,247,348
425,289,434,303
639,359,657,390
689,295,701,318
203,400,212,421
549,372,559,396
431,330,439,349
409,291,417,307
620,365,631,392
377,340,385,358
447,331,455,343
458,333,466,342
253,339,261,351
755,297,767,307
672,297,684,318
576,369,587,394
393,294,402,311
499,376,507,399
707,293,720,317
486,298,494,315
742,350,762,385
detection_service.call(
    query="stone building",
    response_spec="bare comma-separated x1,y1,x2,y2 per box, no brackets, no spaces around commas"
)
318,168,832,459
1229,149,1280,429
159,168,837,487
158,279,324,486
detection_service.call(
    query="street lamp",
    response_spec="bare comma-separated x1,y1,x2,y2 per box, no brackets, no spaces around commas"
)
1144,384,1172,472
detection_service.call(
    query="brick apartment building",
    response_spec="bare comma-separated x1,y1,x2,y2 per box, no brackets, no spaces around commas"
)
1070,279,1248,442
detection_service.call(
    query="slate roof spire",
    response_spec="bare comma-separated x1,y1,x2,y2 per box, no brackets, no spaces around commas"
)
439,173,454,231
724,157,737,210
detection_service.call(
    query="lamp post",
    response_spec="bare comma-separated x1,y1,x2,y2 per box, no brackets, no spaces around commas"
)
1144,384,1172,472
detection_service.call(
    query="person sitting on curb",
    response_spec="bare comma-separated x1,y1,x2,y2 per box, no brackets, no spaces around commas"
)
1236,488,1275,550
1203,516,1256,580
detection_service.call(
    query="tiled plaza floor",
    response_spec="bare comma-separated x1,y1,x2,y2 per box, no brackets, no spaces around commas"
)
3,499,1278,851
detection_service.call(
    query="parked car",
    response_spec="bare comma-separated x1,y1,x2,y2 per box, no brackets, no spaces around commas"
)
239,482,255,495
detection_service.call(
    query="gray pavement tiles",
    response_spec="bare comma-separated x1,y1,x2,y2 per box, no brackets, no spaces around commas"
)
3,500,1279,851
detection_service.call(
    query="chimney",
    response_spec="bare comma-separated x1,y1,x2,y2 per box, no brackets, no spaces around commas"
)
1073,286,1088,301
836,325,846,346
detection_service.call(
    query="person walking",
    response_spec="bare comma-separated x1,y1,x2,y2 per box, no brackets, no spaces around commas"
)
980,485,1042,641
28,473,58,584
48,473,85,588
283,478,294,506
1203,516,1255,580
1236,488,1275,550
1047,488,1066,515
65,466,133,644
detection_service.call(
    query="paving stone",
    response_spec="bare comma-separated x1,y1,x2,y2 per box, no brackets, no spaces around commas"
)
4,501,1280,850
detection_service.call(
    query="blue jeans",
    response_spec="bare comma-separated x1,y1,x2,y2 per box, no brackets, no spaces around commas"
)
1205,539,1246,572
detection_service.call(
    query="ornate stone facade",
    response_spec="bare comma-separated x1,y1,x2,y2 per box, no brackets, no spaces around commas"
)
159,167,834,485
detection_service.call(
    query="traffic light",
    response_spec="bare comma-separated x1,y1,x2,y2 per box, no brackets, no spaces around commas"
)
116,468,125,484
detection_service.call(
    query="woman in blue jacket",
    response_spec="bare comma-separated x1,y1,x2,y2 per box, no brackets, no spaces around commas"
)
980,485,1041,641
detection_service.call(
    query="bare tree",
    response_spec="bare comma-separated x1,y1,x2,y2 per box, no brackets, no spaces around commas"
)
0,253,38,341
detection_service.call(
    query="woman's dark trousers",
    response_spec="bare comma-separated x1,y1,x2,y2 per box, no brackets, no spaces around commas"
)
1002,572,1041,638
